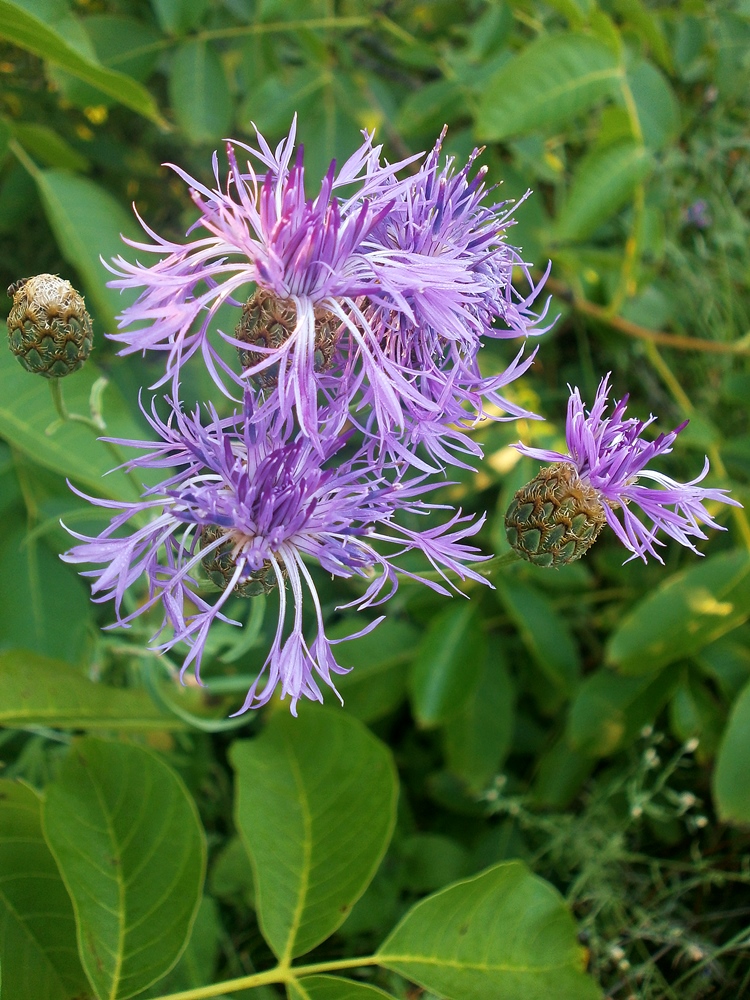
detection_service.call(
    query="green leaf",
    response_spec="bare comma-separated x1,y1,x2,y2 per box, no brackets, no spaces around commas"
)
394,79,465,139
42,737,206,1000
325,617,414,722
496,579,580,696
442,651,514,792
0,0,164,124
377,861,601,1000
153,0,209,35
0,780,89,1000
607,550,750,676
627,61,679,151
568,666,679,756
294,976,397,999
409,603,486,727
230,708,398,962
0,650,186,730
0,348,149,502
552,140,652,243
143,897,220,996
612,0,672,72
475,33,620,141
531,736,595,809
31,169,141,332
168,41,232,144
13,122,89,171
713,678,750,824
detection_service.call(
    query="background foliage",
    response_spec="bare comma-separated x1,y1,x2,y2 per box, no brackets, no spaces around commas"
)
1,0,750,998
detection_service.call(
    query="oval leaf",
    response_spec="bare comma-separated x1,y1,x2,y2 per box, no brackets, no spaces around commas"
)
607,550,750,676
0,349,151,502
168,40,232,144
553,140,653,243
713,678,750,825
0,0,164,124
475,33,619,141
0,781,89,1000
230,708,398,962
294,976,397,999
409,603,486,728
42,737,206,1000
0,650,184,730
33,168,141,332
496,579,580,695
377,861,601,999
627,60,679,151
567,666,679,756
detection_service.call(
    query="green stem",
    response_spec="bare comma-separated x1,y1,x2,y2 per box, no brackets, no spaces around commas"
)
148,955,380,1000
48,378,104,433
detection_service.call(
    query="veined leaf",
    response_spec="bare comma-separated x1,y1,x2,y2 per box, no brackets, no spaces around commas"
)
32,168,141,333
377,861,601,999
607,550,750,676
42,737,206,1000
0,0,164,124
0,650,185,730
294,976,397,999
713,679,750,824
0,348,151,502
168,40,232,144
475,33,620,141
553,140,653,243
0,781,89,1000
230,708,398,962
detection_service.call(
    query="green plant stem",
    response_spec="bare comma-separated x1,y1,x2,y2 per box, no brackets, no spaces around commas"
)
148,955,381,1000
48,378,104,433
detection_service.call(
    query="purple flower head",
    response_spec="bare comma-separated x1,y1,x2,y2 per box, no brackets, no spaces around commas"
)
514,374,740,563
106,120,549,461
62,392,490,714
107,117,418,436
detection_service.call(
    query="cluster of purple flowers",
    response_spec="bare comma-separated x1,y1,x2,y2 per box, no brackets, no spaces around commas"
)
62,119,737,715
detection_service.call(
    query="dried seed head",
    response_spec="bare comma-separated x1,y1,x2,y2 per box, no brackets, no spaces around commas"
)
6,274,94,378
235,289,340,388
200,526,278,598
505,463,607,568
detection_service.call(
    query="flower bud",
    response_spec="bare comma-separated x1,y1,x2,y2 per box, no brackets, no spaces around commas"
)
235,289,339,388
200,526,277,597
505,463,606,568
6,274,93,378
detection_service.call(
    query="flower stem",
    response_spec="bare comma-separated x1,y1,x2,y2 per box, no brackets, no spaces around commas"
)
147,955,380,1000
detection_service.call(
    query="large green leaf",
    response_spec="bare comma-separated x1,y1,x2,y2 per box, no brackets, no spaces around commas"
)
475,33,620,141
168,40,232,144
607,550,750,676
713,678,750,825
0,348,150,502
293,976,396,999
0,511,92,665
627,60,679,151
325,617,414,722
42,737,206,1000
0,650,185,730
442,650,514,792
32,169,141,333
552,140,653,243
408,603,486,727
567,666,679,756
377,861,601,999
0,0,164,124
230,708,398,962
0,781,89,1000
496,579,580,696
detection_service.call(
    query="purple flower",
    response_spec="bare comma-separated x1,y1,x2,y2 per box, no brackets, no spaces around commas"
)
62,393,489,714
107,118,416,436
514,374,740,563
106,120,549,460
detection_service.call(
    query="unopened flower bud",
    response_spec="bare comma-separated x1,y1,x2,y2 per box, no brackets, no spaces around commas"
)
505,463,607,567
7,274,93,377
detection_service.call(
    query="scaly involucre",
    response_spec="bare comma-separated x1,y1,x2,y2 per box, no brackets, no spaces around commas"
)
515,374,740,562
62,394,490,714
